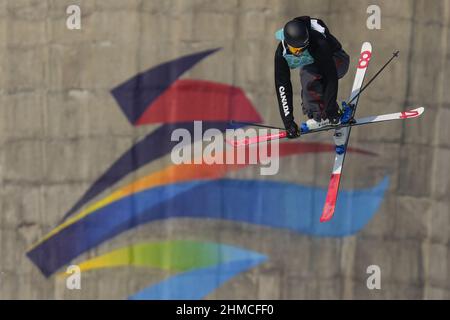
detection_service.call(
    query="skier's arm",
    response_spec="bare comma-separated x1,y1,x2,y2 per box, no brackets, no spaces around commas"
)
314,18,342,52
274,46,294,128
315,40,339,117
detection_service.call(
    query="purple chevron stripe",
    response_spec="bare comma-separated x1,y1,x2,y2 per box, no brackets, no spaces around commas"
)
111,48,221,125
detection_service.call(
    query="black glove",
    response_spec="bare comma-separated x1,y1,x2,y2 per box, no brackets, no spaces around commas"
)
285,121,301,139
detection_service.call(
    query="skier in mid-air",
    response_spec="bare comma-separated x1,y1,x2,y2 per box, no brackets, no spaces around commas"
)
232,27,422,222
275,16,352,139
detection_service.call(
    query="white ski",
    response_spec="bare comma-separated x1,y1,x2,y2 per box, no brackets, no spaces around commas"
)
320,42,372,223
227,107,424,147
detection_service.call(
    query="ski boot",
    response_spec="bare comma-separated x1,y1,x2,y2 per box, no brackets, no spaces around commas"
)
302,118,332,132
301,102,354,135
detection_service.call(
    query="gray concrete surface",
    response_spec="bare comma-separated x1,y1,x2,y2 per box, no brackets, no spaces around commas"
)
0,0,449,299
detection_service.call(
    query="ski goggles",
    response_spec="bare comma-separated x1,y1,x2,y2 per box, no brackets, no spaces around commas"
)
287,44,307,56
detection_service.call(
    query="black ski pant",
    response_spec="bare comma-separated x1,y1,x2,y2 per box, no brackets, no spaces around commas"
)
300,49,350,121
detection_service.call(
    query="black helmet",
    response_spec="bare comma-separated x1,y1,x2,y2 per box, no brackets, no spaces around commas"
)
283,19,309,48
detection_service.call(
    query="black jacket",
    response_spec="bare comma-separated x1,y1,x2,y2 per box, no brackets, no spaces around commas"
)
275,16,343,127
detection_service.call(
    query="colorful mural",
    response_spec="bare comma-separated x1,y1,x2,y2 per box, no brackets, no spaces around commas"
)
26,49,389,299
61,241,268,300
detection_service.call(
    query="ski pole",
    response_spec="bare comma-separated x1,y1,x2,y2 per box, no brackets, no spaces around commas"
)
228,120,285,131
347,50,400,105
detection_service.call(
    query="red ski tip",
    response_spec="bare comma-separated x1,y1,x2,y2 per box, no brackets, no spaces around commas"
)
320,203,335,222
320,174,341,222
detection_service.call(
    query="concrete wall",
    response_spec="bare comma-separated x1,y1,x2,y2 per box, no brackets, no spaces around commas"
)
0,0,449,299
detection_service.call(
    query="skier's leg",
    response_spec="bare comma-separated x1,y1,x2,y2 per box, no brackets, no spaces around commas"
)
300,50,351,131
326,49,352,124
300,64,325,121
333,49,350,79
